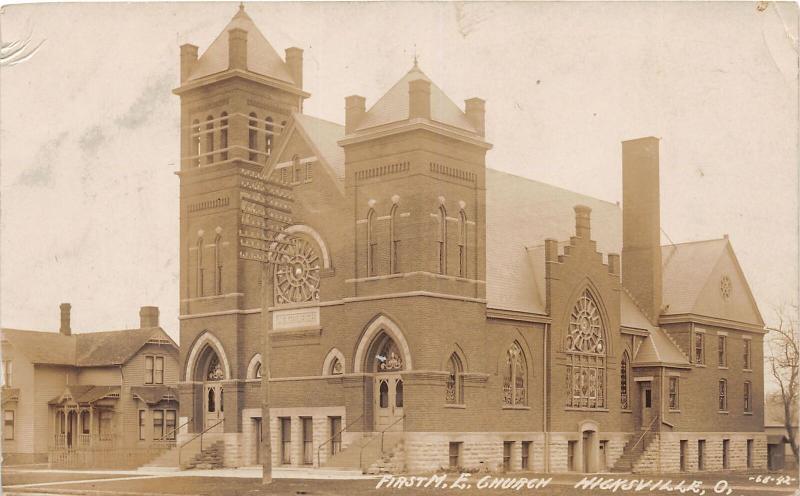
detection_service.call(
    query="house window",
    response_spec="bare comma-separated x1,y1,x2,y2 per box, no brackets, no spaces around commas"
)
304,163,313,182
669,376,679,410
153,410,164,440
166,410,176,440
280,417,291,464
566,290,606,408
145,356,154,384
4,410,14,440
503,342,527,406
719,379,728,411
438,205,447,274
449,442,462,469
503,441,513,472
220,112,228,161
698,440,706,470
744,381,752,412
718,335,727,367
81,411,90,434
746,439,754,468
329,416,342,455
722,439,730,469
695,332,705,364
1,360,11,387
743,339,752,369
154,356,164,384
366,209,376,276
446,353,463,404
620,352,630,409
138,410,146,440
521,441,531,470
458,210,467,277
99,410,113,440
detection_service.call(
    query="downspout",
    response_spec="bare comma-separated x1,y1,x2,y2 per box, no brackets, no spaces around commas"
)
543,322,550,474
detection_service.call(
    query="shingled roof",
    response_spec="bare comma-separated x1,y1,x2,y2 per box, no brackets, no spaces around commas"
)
355,63,478,134
187,5,296,84
293,113,346,182
2,327,177,367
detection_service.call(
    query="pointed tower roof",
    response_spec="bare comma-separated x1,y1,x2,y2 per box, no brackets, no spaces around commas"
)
187,5,296,85
354,63,478,134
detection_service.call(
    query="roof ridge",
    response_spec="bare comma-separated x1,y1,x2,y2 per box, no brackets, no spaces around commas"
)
486,168,620,208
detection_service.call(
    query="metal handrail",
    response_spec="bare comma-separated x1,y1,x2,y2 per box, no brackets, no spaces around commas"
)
158,417,192,443
178,419,223,466
317,413,364,467
630,414,659,453
359,415,405,470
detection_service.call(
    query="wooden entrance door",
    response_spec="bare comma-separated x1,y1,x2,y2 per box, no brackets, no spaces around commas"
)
203,383,224,431
374,374,403,431
640,381,653,429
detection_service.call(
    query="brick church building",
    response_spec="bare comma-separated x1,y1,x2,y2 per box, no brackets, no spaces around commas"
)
174,6,767,473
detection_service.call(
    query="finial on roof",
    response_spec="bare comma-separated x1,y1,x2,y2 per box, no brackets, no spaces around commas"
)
234,2,247,18
239,2,245,12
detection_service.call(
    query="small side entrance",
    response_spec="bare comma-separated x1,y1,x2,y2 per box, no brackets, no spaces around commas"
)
639,381,653,429
203,383,224,431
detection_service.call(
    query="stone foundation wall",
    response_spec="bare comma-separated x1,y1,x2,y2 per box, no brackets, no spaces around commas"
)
634,432,768,473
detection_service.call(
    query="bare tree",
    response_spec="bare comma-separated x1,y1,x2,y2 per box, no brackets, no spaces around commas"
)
767,304,799,460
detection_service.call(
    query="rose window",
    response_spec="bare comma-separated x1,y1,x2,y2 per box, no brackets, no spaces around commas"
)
565,290,606,408
274,236,321,304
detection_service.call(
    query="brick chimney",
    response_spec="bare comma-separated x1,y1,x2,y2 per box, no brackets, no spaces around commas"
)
345,95,366,134
285,47,303,89
408,79,431,120
139,306,160,328
574,205,591,239
180,44,198,83
59,303,71,336
465,98,486,137
228,28,248,71
622,137,662,324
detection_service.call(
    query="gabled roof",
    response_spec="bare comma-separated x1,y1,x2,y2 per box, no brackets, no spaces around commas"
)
355,63,477,134
292,113,346,182
131,386,179,405
187,6,295,84
2,327,177,367
49,385,120,405
622,291,690,367
661,238,728,315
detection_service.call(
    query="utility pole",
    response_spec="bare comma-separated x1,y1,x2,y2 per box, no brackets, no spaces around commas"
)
237,168,293,485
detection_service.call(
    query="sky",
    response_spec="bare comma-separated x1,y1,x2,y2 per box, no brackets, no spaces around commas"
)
0,2,797,343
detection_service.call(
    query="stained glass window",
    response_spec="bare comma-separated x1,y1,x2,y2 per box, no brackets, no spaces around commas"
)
330,357,343,375
207,356,224,381
446,354,463,404
503,342,527,406
565,290,606,408
274,237,321,304
620,352,630,410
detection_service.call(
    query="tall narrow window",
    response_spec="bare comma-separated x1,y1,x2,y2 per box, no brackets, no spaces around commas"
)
438,205,447,274
214,234,223,295
166,410,176,440
566,290,607,408
4,411,14,441
280,417,291,464
503,342,527,406
446,353,464,404
196,237,204,297
722,439,730,469
458,210,467,277
153,410,164,440
145,356,154,384
154,356,164,384
265,117,274,159
191,119,201,167
698,440,706,470
207,388,215,412
1,360,12,387
220,112,228,161
719,379,728,411
367,209,376,276
248,113,258,162
669,376,679,409
304,162,313,182
694,332,705,364
449,442,462,469
138,410,146,440
718,335,727,367
620,352,630,409
280,167,288,184
389,204,399,274
205,115,214,165
744,381,752,412
743,339,752,369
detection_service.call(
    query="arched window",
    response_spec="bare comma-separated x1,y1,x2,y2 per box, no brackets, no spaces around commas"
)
191,119,200,167
503,342,527,406
446,353,464,404
220,112,229,161
379,380,389,408
438,205,447,274
366,209,376,276
458,209,467,277
205,115,214,165
395,380,403,407
565,290,607,408
214,233,223,295
389,203,399,274
329,357,343,375
196,237,204,297
207,388,215,412
620,351,630,410
254,362,262,379
265,117,274,159
248,113,258,162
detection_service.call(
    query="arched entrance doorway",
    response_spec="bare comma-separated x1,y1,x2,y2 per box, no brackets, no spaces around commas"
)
367,333,405,431
197,346,225,432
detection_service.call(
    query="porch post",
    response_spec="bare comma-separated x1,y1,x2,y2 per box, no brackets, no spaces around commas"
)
89,406,94,447
62,406,68,449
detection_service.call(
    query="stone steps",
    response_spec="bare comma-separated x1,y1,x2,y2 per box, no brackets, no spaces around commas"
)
184,440,225,470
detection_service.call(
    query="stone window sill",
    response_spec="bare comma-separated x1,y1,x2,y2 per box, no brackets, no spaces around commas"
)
718,366,729,370
743,368,753,373
744,411,753,415
621,409,633,414
669,409,681,413
502,405,531,411
444,404,466,409
695,364,707,368
564,407,610,412
718,410,729,415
